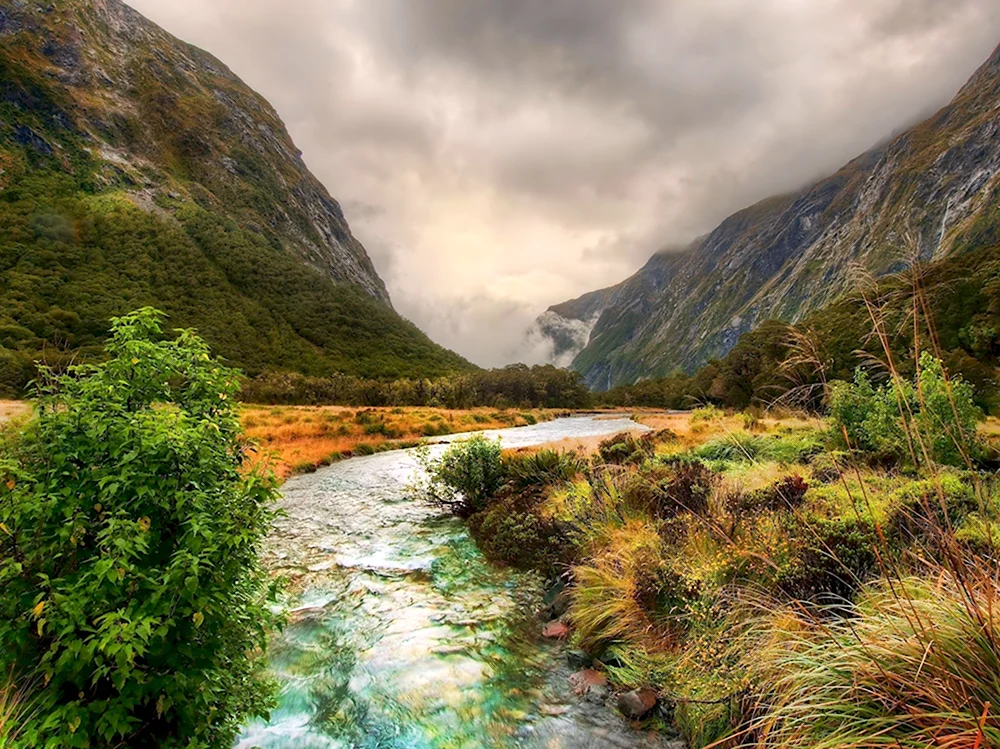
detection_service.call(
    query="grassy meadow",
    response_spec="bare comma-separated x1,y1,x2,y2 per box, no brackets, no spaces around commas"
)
241,405,559,479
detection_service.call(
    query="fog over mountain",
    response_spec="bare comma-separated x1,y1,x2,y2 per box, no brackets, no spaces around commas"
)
128,0,1000,366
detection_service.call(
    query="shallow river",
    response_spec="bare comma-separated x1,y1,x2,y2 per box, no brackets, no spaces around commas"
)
237,415,680,749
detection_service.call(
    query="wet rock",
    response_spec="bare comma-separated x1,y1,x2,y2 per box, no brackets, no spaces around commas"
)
566,648,590,669
430,645,466,656
585,683,610,704
541,573,572,619
568,668,607,696
539,704,570,717
542,620,569,639
617,688,658,719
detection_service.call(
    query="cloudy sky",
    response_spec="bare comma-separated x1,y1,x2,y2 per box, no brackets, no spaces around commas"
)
128,0,1000,366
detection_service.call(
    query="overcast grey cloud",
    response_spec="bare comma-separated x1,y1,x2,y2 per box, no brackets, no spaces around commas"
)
127,0,1000,366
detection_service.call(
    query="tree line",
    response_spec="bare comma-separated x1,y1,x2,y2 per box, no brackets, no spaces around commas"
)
240,363,592,409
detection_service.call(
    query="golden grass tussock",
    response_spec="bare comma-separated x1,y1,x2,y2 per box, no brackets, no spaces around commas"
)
739,571,1000,748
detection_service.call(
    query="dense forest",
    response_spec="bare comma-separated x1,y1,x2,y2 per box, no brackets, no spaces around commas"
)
241,364,592,409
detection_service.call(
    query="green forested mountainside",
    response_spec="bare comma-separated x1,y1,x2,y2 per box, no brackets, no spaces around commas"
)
0,0,471,395
556,40,1000,389
603,237,1000,412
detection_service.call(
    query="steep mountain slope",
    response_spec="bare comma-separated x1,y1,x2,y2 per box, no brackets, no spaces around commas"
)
552,40,1000,390
0,0,471,394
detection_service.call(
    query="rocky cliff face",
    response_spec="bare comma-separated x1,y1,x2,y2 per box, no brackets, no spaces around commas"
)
0,0,390,303
547,41,1000,389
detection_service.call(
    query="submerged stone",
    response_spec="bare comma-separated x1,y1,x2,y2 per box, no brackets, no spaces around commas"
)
569,668,608,696
542,620,570,639
617,688,659,719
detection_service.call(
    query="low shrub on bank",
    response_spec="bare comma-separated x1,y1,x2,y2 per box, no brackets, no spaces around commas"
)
469,498,571,572
420,434,506,517
597,432,656,466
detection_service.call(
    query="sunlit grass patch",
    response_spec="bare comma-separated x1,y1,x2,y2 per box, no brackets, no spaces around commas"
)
744,574,1000,748
240,405,554,479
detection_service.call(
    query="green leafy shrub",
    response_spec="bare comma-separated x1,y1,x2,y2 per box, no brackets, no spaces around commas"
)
829,354,983,467
422,435,505,517
0,309,281,748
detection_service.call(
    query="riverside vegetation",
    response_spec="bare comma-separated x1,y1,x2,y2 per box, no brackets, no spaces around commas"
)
242,404,558,479
0,309,282,748
423,346,1000,746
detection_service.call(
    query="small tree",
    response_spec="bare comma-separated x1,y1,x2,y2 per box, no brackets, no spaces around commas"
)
419,434,505,517
0,309,281,748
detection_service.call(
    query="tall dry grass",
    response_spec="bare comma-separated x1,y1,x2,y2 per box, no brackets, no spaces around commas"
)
0,670,33,748
723,257,1000,748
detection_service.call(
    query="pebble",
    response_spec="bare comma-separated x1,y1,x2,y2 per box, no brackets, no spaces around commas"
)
617,688,658,719
542,620,570,639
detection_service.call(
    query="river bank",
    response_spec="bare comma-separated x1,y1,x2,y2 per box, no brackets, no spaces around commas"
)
426,395,1000,747
241,405,567,479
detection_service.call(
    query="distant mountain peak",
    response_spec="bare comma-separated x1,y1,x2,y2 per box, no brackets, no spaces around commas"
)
0,0,473,391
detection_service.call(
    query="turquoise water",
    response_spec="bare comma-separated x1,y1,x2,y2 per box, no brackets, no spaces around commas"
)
237,416,675,749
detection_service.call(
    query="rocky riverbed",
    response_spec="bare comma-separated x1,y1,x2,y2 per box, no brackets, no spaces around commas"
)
237,416,685,748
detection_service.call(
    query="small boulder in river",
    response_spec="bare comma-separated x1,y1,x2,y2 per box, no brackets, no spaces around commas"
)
542,620,570,639
617,688,658,719
568,668,607,696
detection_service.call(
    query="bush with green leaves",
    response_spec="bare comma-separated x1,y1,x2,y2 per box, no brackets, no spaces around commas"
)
829,353,983,467
420,434,506,518
469,498,570,572
0,309,282,748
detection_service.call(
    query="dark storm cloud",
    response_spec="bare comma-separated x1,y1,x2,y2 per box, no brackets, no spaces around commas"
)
128,0,1000,366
